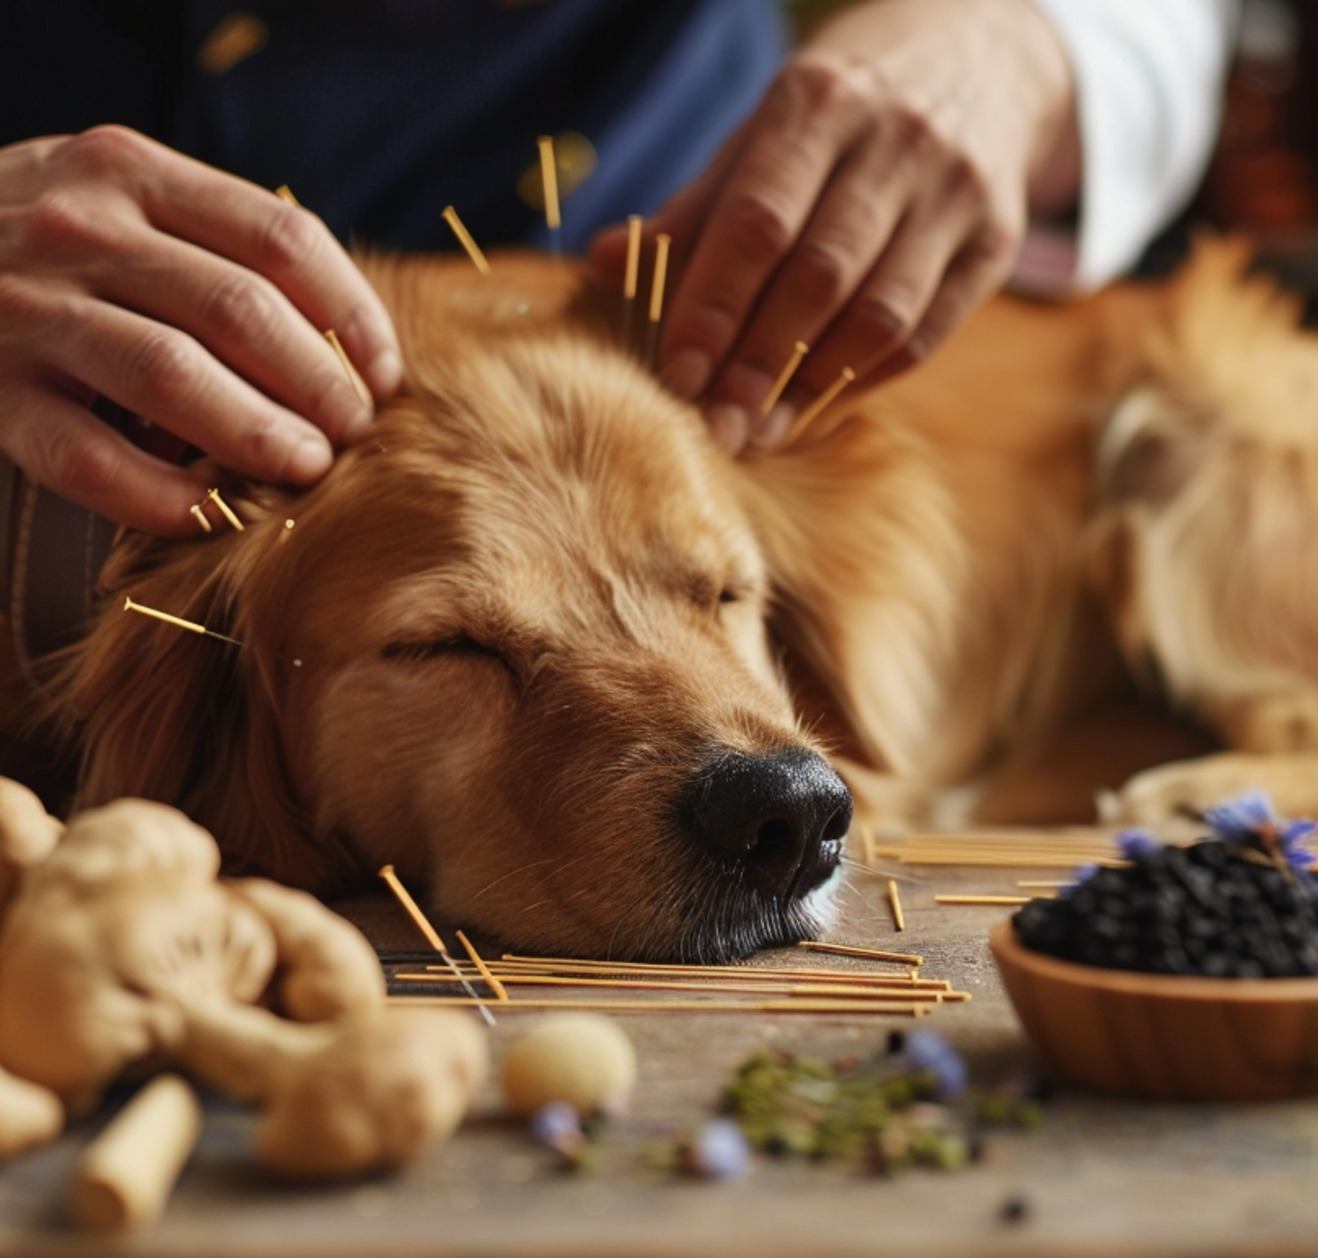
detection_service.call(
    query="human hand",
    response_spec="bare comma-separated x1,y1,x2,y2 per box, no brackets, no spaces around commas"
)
592,0,1078,454
0,127,402,534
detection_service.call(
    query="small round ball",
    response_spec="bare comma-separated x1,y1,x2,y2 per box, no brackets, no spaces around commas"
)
501,1013,636,1116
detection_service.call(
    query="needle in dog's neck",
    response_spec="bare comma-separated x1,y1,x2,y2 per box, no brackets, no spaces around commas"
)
536,135,562,257
442,205,491,276
122,597,244,648
621,214,643,352
645,232,671,370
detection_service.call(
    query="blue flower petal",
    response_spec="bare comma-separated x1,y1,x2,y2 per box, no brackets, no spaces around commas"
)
1281,819,1317,846
1202,790,1277,840
530,1100,582,1152
1116,830,1160,860
1289,854,1316,874
689,1119,751,1179
904,1030,967,1099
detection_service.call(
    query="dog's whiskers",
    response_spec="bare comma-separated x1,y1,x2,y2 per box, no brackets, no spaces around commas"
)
467,855,561,904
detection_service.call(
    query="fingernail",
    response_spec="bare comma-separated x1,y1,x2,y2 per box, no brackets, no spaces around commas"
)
286,432,334,483
367,347,403,398
662,349,712,401
705,404,749,455
751,402,794,450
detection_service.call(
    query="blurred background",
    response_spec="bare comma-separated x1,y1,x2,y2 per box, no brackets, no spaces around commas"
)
1145,0,1318,291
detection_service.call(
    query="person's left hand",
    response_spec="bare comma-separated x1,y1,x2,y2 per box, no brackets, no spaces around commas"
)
592,0,1079,454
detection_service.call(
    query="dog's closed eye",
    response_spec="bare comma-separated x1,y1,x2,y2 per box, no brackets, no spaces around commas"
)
381,635,512,672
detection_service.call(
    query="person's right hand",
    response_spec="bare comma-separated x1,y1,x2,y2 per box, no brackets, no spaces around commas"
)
0,126,402,535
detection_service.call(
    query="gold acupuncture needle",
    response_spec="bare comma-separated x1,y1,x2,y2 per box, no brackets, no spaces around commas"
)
645,232,672,368
761,340,809,417
537,134,562,253
621,214,643,349
378,865,496,1026
122,597,243,647
442,205,491,275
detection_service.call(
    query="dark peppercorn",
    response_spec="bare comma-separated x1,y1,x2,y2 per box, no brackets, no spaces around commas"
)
999,1193,1031,1224
1013,800,1318,978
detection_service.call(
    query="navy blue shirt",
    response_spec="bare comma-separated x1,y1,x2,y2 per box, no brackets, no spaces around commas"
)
2,1,789,252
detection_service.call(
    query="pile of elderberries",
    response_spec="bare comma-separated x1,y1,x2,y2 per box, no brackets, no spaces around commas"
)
1012,791,1318,978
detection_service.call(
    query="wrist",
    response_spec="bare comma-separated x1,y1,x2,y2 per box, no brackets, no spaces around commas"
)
1001,0,1081,216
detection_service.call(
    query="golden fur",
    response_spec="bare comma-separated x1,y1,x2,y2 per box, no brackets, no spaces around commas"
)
31,239,1318,960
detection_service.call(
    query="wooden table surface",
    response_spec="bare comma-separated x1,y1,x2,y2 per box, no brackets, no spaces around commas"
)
6,841,1318,1258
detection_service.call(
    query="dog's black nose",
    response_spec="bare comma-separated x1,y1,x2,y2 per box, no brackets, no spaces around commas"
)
685,748,852,897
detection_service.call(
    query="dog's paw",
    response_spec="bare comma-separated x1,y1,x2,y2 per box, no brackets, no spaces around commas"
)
1102,751,1318,828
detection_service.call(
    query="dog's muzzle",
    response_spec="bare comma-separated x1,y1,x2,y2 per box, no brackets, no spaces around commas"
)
683,747,852,899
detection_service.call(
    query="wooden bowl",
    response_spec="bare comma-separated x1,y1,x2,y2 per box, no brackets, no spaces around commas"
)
988,920,1318,1101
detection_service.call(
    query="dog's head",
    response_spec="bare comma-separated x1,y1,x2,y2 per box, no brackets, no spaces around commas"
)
52,254,855,962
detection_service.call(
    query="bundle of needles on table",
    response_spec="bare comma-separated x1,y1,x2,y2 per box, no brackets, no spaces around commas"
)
1013,791,1318,978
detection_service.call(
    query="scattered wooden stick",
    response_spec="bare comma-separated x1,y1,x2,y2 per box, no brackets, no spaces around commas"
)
394,972,953,1002
70,1074,202,1233
796,941,923,966
122,597,243,648
388,995,937,1016
484,958,942,986
442,205,491,275
275,184,300,207
453,929,508,1001
886,878,906,932
934,894,1036,907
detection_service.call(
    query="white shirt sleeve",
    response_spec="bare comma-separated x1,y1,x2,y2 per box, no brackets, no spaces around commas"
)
1015,0,1241,292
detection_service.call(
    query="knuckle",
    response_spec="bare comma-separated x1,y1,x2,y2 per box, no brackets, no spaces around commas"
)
199,271,281,344
946,153,994,210
0,274,46,327
18,189,107,260
727,189,794,265
974,209,1024,267
62,124,150,175
793,241,853,309
854,287,917,340
778,54,869,118
127,328,201,410
43,424,123,503
233,410,285,470
256,202,323,274
852,290,916,350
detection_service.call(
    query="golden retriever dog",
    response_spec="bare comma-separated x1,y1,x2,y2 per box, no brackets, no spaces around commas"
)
20,238,1318,961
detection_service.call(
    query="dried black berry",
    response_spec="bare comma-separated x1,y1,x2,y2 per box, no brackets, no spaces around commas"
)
1012,837,1318,977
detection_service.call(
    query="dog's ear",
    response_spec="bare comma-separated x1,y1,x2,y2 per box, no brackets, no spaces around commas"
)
44,503,346,893
736,413,966,782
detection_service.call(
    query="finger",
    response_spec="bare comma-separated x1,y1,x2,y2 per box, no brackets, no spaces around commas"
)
67,128,402,399
33,292,335,487
100,226,374,446
697,137,918,441
895,233,1016,369
657,61,872,402
758,190,999,436
0,379,210,535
